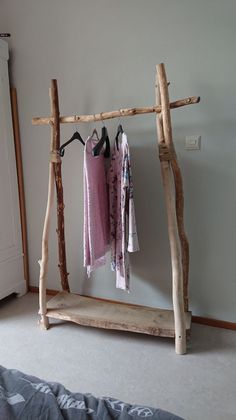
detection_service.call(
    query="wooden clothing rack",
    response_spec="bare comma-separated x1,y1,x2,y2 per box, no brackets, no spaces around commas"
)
32,63,200,355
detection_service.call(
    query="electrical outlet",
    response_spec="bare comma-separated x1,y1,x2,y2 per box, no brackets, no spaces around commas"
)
185,135,201,150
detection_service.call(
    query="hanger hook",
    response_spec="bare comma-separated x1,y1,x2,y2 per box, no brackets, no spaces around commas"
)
75,123,79,132
100,112,105,127
59,147,65,157
118,109,123,126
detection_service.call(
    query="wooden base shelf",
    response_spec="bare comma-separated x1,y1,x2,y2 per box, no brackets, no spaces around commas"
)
46,292,192,338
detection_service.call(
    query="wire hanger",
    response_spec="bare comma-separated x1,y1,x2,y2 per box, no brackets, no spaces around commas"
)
59,130,85,157
92,115,110,158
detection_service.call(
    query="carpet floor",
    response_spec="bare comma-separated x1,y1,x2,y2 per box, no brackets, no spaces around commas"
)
0,292,235,420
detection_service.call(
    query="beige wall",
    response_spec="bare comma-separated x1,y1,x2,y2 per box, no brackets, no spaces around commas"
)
1,0,236,321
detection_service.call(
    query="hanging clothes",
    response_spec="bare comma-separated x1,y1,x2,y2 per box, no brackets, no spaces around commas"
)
108,132,139,291
83,131,110,276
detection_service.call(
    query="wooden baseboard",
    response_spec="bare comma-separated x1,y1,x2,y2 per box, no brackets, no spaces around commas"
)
28,286,236,331
191,315,236,331
29,286,57,296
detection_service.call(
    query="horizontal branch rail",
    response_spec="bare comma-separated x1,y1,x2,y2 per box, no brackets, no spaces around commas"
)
32,96,200,126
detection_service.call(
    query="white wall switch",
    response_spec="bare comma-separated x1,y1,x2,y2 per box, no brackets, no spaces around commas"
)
185,135,201,150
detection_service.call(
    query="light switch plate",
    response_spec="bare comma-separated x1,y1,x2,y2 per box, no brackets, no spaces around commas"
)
185,135,201,150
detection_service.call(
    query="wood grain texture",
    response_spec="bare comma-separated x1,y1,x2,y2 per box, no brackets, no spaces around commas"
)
10,87,29,290
156,63,186,355
32,96,200,126
46,292,191,337
171,159,189,311
155,77,189,313
38,163,54,330
29,286,236,331
50,80,70,292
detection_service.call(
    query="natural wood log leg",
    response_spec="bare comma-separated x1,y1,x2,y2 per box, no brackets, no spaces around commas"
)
156,64,186,354
160,161,186,354
38,163,55,330
171,159,189,311
50,80,70,292
53,161,70,291
155,74,189,313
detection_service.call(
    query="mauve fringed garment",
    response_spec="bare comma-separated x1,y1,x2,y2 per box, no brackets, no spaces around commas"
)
83,132,110,276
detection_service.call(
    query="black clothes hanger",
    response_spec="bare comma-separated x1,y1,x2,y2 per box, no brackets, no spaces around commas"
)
59,131,85,157
115,124,124,151
92,125,110,158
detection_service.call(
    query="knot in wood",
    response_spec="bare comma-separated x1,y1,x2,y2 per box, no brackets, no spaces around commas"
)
50,151,61,163
159,143,176,161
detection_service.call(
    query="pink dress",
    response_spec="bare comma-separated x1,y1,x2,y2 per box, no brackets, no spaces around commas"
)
108,132,139,291
83,131,110,276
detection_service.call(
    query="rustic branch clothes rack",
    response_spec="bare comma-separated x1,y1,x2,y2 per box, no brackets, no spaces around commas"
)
32,63,200,355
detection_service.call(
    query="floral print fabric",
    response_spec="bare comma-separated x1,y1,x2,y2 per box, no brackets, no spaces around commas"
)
108,132,139,291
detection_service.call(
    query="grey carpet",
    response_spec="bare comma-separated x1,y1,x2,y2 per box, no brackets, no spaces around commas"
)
0,293,235,420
